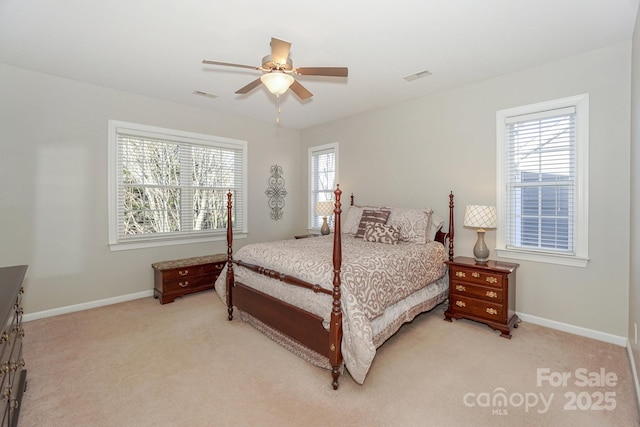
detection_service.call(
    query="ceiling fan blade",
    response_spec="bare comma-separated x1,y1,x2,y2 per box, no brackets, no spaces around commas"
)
270,37,292,66
235,78,263,94
295,67,349,77
202,60,260,71
290,80,313,100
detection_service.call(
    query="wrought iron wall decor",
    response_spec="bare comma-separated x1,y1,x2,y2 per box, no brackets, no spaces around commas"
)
265,164,287,220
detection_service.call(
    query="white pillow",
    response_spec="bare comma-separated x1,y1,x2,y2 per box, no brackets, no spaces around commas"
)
387,208,433,244
343,206,364,235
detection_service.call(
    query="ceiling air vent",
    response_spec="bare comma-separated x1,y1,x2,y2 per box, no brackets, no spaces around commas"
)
193,90,217,99
403,69,432,82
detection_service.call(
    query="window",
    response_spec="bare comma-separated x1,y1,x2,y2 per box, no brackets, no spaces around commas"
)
308,143,338,230
496,94,589,267
108,121,247,250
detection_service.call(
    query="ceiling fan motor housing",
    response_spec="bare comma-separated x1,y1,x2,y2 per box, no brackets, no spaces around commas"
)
261,55,293,72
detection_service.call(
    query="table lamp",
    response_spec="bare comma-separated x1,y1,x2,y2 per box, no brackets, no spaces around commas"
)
463,205,497,264
315,201,334,235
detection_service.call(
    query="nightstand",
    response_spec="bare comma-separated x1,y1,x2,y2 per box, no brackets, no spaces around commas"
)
444,256,519,338
294,233,321,239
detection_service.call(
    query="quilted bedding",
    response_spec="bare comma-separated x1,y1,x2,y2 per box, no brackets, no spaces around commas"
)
214,234,448,383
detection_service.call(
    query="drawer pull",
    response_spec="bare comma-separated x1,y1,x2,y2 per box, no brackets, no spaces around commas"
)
179,270,189,276
455,271,466,278
486,276,498,284
486,307,498,315
179,281,189,288
455,285,466,292
472,272,480,278
455,300,466,308
486,291,498,299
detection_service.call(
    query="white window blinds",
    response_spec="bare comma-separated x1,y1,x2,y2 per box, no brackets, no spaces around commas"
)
309,144,337,229
108,121,247,249
505,107,576,254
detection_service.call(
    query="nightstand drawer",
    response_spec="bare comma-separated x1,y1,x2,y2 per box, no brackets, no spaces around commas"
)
451,281,503,303
450,265,503,288
450,295,505,322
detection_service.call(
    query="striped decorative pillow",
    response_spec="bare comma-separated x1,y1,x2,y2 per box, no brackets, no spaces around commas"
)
355,209,391,238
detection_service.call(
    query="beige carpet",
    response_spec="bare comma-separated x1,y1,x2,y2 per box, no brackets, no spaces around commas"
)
19,290,640,427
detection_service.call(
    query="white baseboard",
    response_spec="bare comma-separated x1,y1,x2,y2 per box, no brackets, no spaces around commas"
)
627,340,640,411
516,312,627,347
23,290,154,322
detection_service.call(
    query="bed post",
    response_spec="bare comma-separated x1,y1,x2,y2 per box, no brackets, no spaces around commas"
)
448,191,455,261
330,185,343,390
226,190,234,321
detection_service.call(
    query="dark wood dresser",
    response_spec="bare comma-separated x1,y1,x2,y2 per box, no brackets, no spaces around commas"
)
1,265,27,427
444,256,519,338
152,254,226,304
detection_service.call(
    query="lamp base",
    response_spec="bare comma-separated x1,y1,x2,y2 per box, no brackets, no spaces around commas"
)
320,217,330,235
473,230,490,264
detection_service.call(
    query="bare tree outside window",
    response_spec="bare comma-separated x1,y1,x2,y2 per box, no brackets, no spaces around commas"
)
109,121,247,249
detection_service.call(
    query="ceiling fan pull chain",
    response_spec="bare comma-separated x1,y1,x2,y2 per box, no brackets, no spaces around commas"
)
276,94,281,124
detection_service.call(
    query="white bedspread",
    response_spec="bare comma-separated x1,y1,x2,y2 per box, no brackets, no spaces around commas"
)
214,234,447,384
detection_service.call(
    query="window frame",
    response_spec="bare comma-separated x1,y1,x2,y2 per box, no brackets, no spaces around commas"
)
495,94,589,267
108,120,248,251
308,142,338,231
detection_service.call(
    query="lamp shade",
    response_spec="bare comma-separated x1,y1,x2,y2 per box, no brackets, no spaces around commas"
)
315,201,334,217
260,72,294,96
463,205,497,230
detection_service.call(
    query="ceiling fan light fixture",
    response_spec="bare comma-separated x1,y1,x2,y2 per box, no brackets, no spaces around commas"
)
260,71,295,96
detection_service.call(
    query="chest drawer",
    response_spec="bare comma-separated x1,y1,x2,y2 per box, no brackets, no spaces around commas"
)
161,263,224,281
1,266,28,427
161,273,218,294
449,265,503,288
152,254,226,304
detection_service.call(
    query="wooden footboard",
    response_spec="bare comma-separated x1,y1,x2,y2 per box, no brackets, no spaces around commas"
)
225,185,344,389
224,187,454,390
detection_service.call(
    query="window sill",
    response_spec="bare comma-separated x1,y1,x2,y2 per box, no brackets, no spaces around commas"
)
109,232,246,251
495,248,589,268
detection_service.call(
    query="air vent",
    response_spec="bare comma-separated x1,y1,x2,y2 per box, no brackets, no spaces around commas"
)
193,90,217,99
403,69,432,82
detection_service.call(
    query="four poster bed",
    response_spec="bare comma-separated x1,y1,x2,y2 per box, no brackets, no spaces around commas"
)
215,186,454,389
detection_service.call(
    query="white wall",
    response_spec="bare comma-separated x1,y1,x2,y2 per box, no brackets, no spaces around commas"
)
0,63,301,315
301,42,632,337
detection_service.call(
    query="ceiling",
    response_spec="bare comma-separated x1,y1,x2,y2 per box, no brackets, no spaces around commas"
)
1,1,638,130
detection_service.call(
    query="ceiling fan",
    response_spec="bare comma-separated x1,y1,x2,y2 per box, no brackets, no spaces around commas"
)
202,37,348,100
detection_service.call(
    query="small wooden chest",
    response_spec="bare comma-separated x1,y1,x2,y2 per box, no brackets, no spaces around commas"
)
152,254,226,304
